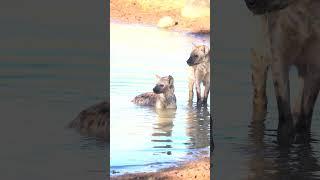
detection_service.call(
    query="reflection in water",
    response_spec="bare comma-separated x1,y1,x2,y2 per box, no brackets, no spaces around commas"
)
151,105,210,155
247,110,320,179
110,22,210,175
152,109,176,152
186,104,211,149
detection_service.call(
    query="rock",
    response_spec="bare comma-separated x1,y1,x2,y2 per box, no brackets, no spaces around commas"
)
157,16,177,28
68,101,109,140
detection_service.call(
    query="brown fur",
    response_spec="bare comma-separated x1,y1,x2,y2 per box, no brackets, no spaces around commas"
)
132,75,177,109
251,48,269,121
68,101,109,140
187,44,210,104
245,0,320,138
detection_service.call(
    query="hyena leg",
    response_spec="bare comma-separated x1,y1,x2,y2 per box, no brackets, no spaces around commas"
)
292,76,304,125
296,71,320,133
292,65,306,125
251,49,269,122
271,61,294,139
195,80,202,103
188,79,195,102
203,80,210,104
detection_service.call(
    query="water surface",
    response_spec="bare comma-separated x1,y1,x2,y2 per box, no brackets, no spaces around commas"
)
110,23,210,175
0,1,106,177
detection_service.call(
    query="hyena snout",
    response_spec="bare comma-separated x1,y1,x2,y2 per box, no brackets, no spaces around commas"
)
244,0,268,14
187,57,195,66
244,0,289,14
245,0,257,7
245,0,274,15
153,84,165,94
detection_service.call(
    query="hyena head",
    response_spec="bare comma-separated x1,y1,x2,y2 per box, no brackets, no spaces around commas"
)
244,0,295,14
186,45,210,66
153,75,174,94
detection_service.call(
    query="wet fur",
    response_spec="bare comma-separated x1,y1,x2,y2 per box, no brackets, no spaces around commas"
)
132,75,177,109
68,101,109,140
245,0,320,139
187,45,210,104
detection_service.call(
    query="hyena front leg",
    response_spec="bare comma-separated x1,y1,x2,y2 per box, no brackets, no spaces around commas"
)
251,49,269,122
203,79,210,105
296,69,320,133
188,79,195,102
271,60,294,142
292,65,306,126
195,80,202,103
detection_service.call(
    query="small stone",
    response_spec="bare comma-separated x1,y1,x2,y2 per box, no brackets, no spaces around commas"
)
157,16,176,28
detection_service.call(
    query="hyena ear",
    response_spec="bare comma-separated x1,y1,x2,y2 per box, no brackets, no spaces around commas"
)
168,75,174,85
155,74,161,80
202,45,210,55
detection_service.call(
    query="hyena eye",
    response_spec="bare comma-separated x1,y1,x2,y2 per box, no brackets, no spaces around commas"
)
194,55,198,58
159,84,164,87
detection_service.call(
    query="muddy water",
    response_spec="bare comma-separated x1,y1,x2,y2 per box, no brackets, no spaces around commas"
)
213,0,320,179
110,23,210,175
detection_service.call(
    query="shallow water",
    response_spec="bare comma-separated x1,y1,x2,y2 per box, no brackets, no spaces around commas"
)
0,1,106,179
0,57,107,179
110,23,210,175
213,1,320,179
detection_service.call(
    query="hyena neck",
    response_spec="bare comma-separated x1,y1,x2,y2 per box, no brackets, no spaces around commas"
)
162,88,175,101
196,60,210,74
156,89,176,109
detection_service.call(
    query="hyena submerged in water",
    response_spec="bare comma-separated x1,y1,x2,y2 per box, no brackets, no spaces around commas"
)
245,0,320,140
132,75,177,109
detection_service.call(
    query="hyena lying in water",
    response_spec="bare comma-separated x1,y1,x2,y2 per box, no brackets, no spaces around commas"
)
68,101,109,140
187,44,210,104
245,0,320,140
132,75,177,109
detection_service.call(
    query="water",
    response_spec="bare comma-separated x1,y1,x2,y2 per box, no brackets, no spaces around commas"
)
213,1,320,179
110,23,210,175
0,57,107,179
0,0,106,178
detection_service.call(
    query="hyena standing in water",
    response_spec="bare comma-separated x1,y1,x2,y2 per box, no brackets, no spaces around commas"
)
245,0,320,140
132,75,177,109
187,44,210,105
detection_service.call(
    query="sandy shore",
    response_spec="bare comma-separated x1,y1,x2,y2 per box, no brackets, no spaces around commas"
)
111,157,210,180
110,0,210,33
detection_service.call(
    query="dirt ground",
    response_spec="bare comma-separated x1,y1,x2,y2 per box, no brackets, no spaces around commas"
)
110,0,210,33
111,157,210,180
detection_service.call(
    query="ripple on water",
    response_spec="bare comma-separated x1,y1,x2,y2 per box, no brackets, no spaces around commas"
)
110,22,210,175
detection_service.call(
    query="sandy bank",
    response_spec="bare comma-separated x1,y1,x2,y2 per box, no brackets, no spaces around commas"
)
110,0,210,34
111,157,210,180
